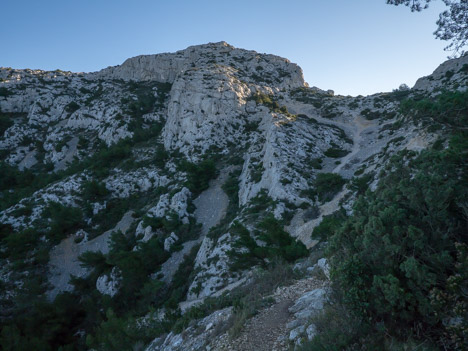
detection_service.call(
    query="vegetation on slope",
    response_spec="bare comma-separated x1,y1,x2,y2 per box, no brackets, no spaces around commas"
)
305,90,468,350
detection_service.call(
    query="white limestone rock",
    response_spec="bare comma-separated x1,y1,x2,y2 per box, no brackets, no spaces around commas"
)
145,307,232,351
96,267,122,297
164,232,179,251
317,258,330,279
186,233,236,301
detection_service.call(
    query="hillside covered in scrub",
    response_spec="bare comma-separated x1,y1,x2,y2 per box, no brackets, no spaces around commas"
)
0,42,467,350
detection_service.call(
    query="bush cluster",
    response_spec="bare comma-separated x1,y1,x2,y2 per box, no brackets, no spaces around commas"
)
327,132,468,349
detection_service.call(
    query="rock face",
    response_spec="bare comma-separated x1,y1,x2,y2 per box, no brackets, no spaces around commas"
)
1,42,466,350
93,42,305,89
96,267,122,297
413,53,468,92
287,288,327,344
145,307,233,351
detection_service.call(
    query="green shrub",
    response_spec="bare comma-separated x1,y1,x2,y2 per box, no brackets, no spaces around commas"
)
314,173,346,202
400,89,468,128
246,189,277,214
81,180,109,201
0,112,15,135
0,87,11,97
444,70,455,79
0,292,86,351
328,132,468,349
65,101,80,113
229,216,308,271
349,172,374,195
324,147,349,158
312,209,346,241
307,157,323,169
222,169,241,207
43,202,84,243
179,158,217,195
361,108,380,120
151,143,169,168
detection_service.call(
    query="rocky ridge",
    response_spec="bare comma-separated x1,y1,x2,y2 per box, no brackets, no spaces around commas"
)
1,43,467,350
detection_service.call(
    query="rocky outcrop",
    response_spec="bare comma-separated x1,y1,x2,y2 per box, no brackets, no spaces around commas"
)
96,267,122,297
413,53,468,92
93,42,305,89
145,307,233,351
1,42,466,351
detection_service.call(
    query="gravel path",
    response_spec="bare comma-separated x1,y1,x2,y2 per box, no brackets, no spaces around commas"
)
212,277,324,351
193,167,233,235
285,99,379,248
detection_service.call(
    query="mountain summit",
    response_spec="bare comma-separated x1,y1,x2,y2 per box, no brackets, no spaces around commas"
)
0,43,467,350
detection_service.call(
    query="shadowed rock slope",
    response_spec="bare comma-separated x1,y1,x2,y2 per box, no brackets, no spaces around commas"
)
0,43,467,350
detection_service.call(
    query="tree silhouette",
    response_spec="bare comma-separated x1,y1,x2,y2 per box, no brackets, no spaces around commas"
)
387,0,468,56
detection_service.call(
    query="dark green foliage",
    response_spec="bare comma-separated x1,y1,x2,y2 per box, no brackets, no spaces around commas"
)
349,172,374,195
297,298,371,351
125,81,171,119
179,158,217,195
249,92,278,108
229,217,308,271
151,143,169,168
314,173,346,202
86,197,131,239
43,202,84,243
65,101,80,114
324,147,349,158
312,209,347,241
290,87,329,108
257,215,309,262
401,89,468,128
86,308,168,351
228,222,264,270
250,162,264,183
361,108,381,120
444,69,455,79
0,112,16,135
244,120,260,132
81,179,108,201
142,211,201,243
307,157,323,169
0,161,35,192
164,244,200,309
384,89,411,102
0,87,12,97
84,84,104,105
328,132,468,349
0,292,86,351
1,228,41,262
90,143,132,174
106,232,168,310
222,170,240,205
79,251,109,274
246,189,277,214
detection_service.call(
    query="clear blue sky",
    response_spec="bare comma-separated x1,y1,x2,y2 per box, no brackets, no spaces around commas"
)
1,0,448,96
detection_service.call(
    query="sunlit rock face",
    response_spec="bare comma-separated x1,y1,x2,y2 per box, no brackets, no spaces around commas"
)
1,41,466,351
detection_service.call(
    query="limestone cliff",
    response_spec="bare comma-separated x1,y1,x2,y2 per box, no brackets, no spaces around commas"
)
0,43,466,350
